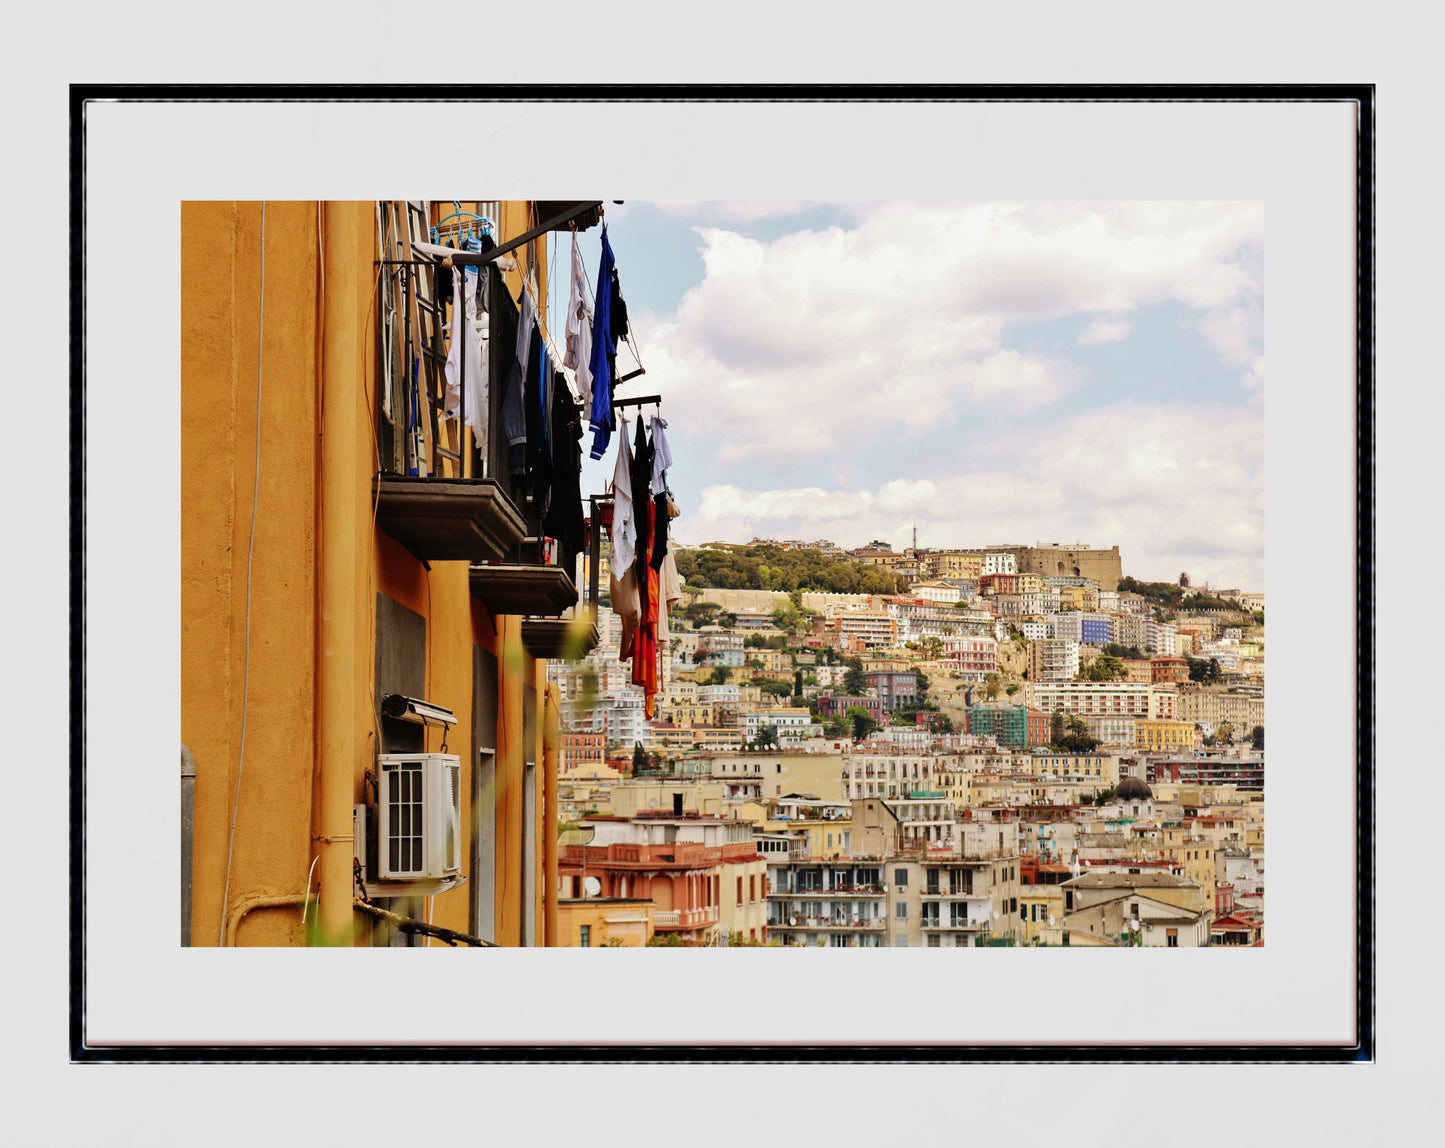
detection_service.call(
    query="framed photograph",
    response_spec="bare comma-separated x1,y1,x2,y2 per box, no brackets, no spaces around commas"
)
73,87,1369,1065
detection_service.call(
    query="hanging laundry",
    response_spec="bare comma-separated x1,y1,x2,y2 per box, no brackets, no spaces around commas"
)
564,231,594,425
648,413,673,573
610,265,630,348
649,414,673,494
501,287,533,480
587,227,617,460
609,413,635,576
628,416,660,718
656,535,683,694
542,373,586,574
443,262,489,449
630,415,654,624
523,322,550,504
608,415,640,660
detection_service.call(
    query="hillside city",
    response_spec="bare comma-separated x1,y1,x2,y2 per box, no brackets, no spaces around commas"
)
550,537,1265,948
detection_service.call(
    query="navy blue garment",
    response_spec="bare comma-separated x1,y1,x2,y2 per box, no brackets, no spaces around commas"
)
587,227,617,460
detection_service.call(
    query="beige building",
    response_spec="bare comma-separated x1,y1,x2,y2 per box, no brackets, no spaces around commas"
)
1028,638,1081,682
607,780,728,818
1061,872,1211,947
707,750,848,803
1176,685,1265,730
556,898,655,947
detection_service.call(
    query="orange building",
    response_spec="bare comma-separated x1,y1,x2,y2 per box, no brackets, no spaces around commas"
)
182,199,606,947
557,898,655,947
559,823,766,945
1151,656,1190,684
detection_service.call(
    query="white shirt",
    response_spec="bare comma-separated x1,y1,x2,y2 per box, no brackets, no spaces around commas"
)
564,232,594,423
609,416,636,577
649,414,673,494
443,272,489,445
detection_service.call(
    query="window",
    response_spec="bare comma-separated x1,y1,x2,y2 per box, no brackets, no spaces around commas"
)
579,925,590,948
895,936,908,947
737,877,743,903
896,902,908,919
927,934,941,948
895,869,908,887
776,763,782,773
1167,928,1179,948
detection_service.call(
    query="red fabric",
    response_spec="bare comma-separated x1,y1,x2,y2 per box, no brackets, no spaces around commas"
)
631,498,660,717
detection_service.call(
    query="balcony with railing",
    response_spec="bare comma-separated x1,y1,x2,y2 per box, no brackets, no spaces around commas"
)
921,913,989,930
653,906,720,930
372,201,602,603
769,914,887,931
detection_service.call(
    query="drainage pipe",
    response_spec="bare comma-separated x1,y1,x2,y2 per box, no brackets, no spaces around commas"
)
181,745,196,946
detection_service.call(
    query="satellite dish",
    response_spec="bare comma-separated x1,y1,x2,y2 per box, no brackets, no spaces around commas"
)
992,911,1000,920
1047,915,1055,925
583,876,601,897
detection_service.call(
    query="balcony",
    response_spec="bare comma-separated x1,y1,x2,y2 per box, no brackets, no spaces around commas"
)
469,562,579,617
771,915,886,931
921,917,987,930
920,886,980,899
653,906,721,930
374,476,526,563
521,616,601,660
772,885,886,898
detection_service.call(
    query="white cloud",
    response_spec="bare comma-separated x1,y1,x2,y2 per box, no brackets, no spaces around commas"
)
1079,317,1133,345
675,402,1263,588
1199,303,1265,395
644,201,1263,459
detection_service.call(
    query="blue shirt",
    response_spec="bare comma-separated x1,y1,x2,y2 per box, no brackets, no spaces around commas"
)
588,227,616,460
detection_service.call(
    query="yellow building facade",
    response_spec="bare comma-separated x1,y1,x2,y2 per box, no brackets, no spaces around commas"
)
1135,720,1199,753
182,200,590,947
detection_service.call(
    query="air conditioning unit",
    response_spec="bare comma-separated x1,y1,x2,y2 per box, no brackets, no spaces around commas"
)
376,753,462,881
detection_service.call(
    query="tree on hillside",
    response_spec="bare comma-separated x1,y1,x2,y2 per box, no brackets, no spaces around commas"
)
1179,572,1190,588
1186,656,1222,684
632,742,648,774
794,670,804,697
1051,713,1100,753
1081,654,1126,682
751,725,778,750
843,659,868,696
709,666,732,685
1251,725,1264,750
845,706,879,741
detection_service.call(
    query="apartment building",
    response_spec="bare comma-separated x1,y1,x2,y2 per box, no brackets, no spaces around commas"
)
1028,638,1081,683
967,703,1051,749
1176,685,1265,730
1050,611,1113,645
1031,681,1178,721
865,670,920,711
559,814,766,944
944,634,999,681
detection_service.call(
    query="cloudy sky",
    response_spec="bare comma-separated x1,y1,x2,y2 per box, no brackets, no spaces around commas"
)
552,200,1264,590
